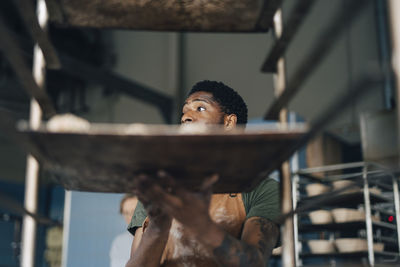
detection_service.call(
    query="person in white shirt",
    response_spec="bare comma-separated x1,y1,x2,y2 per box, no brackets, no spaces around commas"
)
110,194,138,267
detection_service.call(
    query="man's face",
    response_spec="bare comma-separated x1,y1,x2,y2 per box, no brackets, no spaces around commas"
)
181,91,225,125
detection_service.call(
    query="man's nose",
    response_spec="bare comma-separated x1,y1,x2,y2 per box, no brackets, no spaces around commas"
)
181,113,194,124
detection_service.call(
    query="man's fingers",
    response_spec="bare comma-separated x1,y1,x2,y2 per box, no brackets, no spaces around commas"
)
157,170,176,193
132,172,181,206
132,175,166,217
133,173,151,189
147,181,184,208
199,173,219,201
200,173,219,192
146,203,162,217
157,170,189,197
132,173,153,199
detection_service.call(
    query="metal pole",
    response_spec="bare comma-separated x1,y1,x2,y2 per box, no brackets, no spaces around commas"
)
273,9,296,267
373,0,394,110
362,164,374,266
61,191,72,267
289,112,300,266
166,32,184,124
392,175,400,254
387,0,400,164
20,0,48,266
175,33,186,123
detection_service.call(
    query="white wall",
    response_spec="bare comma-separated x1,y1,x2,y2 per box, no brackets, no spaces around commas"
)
184,33,275,119
84,31,178,124
285,0,384,143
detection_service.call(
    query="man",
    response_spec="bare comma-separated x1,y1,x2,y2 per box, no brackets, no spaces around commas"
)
126,80,280,267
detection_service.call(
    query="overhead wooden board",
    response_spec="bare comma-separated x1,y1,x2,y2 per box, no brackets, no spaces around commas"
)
18,123,306,193
45,0,280,32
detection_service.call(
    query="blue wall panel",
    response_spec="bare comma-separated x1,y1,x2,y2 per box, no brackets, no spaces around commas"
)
65,192,126,267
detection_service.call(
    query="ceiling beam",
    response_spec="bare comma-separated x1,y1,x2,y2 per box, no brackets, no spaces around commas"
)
0,192,61,226
254,0,283,31
261,0,316,73
59,54,174,123
13,0,61,69
0,17,56,119
264,0,368,120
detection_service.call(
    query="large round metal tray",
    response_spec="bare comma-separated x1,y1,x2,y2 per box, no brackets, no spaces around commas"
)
18,123,306,193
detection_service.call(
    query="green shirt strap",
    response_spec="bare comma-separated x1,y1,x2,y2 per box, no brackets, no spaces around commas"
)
127,201,147,235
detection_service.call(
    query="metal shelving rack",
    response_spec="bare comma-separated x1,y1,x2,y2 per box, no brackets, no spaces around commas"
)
263,0,400,266
292,162,400,266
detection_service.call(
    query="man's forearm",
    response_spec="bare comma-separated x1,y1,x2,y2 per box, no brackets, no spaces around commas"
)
213,233,269,267
126,227,169,267
195,218,277,267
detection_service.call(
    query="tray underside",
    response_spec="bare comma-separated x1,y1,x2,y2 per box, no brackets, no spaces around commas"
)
45,0,275,32
19,126,305,193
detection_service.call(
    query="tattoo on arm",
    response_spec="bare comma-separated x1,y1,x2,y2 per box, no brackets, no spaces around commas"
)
255,218,279,262
213,234,263,267
212,218,279,267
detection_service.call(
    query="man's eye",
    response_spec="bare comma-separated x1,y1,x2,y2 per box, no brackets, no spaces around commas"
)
197,106,205,112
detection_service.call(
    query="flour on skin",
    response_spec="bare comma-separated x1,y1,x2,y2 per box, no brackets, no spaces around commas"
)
211,207,236,225
169,220,210,260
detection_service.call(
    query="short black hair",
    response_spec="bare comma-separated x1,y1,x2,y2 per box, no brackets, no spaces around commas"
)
188,80,248,124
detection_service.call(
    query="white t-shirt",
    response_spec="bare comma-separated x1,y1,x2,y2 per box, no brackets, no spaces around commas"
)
109,231,133,267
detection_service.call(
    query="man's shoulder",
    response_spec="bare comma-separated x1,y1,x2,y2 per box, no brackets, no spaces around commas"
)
243,175,280,196
241,176,280,223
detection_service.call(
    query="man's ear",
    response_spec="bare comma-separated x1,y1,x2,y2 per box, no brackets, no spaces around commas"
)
224,114,237,130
